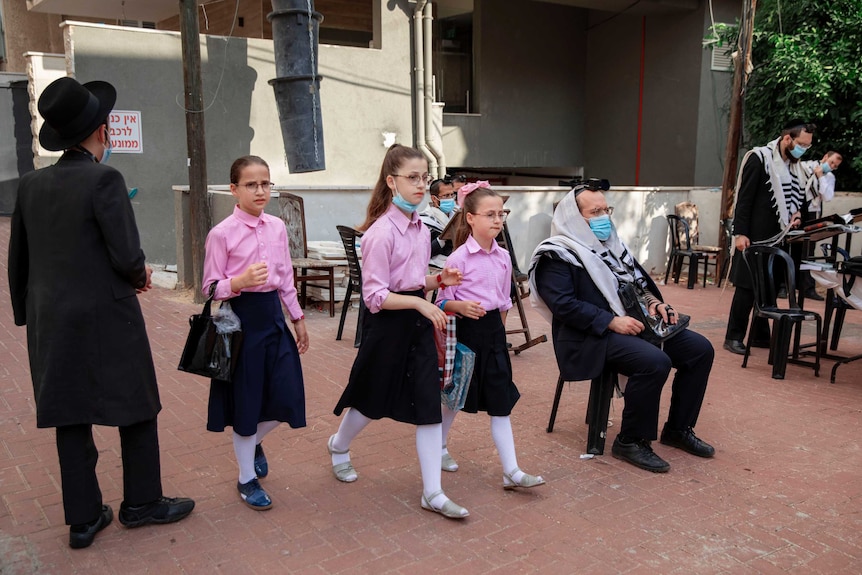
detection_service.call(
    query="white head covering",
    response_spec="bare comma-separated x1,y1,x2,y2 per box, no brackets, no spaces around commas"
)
528,189,636,322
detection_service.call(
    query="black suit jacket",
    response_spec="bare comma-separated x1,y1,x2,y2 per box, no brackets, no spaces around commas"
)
534,254,662,382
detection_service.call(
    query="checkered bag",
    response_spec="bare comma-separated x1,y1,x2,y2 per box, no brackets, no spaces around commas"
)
434,314,458,391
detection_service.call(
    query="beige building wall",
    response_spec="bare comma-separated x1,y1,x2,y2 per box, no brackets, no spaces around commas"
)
1,0,63,72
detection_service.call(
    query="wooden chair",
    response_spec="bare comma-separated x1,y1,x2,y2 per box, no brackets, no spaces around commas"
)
675,202,722,285
741,245,821,379
335,225,365,348
496,219,547,354
277,193,338,317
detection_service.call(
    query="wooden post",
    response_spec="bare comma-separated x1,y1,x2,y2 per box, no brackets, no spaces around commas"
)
179,0,210,303
716,0,757,279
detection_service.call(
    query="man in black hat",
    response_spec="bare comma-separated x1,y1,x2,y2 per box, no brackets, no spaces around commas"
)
7,76,194,549
723,120,816,355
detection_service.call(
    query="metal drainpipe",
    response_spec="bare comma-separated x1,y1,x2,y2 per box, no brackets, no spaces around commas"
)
413,0,437,172
423,1,445,178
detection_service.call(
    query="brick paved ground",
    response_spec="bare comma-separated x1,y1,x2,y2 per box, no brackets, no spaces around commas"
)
1,215,861,574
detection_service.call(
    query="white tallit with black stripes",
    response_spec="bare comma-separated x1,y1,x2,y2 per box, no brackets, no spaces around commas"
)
735,137,816,227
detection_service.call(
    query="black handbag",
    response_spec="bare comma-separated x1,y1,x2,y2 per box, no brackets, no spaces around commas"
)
177,285,243,381
617,281,690,346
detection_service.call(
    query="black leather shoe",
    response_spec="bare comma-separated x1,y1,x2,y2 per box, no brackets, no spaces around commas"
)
69,505,113,549
723,339,746,355
804,289,825,301
119,496,195,528
660,425,715,458
611,436,670,473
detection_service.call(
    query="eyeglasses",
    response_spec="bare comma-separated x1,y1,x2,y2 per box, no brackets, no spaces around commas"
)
237,181,274,193
393,173,432,187
585,206,614,217
437,192,456,200
472,211,508,222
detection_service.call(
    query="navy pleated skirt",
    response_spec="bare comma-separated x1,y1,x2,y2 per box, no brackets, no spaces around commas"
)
334,290,442,425
207,291,306,436
456,309,520,416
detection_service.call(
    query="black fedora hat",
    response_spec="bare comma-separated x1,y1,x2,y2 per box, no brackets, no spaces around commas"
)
38,77,116,151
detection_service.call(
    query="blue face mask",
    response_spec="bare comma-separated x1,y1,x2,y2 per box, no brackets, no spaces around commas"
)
392,191,419,213
820,162,833,174
438,198,456,214
789,143,808,159
588,214,612,241
101,128,112,164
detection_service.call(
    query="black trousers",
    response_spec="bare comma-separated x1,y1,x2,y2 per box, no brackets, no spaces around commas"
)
604,329,714,441
56,418,163,525
725,286,771,342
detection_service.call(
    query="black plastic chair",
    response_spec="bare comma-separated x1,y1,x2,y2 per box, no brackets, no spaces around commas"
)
335,225,365,348
819,244,854,353
741,245,821,379
547,369,619,455
664,214,718,289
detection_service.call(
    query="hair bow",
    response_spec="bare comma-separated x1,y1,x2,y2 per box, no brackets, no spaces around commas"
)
457,180,490,206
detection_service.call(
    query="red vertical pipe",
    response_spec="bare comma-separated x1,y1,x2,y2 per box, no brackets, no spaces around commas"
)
635,16,646,185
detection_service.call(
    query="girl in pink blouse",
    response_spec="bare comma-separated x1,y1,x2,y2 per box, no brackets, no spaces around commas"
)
330,144,469,519
202,155,308,511
436,183,545,490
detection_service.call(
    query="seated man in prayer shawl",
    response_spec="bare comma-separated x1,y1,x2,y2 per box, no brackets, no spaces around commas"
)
529,184,715,473
723,120,816,355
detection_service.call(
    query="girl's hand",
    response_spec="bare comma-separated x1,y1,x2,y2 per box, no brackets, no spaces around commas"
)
441,267,463,287
456,300,486,320
235,262,268,291
292,319,309,353
418,298,448,331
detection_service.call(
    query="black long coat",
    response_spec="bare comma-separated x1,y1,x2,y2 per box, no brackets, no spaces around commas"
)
7,150,161,428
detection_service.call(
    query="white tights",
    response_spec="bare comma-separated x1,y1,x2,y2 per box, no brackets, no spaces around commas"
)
332,408,449,507
442,409,523,480
233,420,280,484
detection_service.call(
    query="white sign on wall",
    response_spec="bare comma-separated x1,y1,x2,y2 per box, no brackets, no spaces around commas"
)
108,110,143,153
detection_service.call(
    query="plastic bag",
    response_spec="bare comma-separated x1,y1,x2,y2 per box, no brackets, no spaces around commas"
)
213,301,242,334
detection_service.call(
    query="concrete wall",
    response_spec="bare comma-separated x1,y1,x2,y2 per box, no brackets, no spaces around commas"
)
693,0,737,186
60,1,414,262
441,0,587,171
584,2,732,187
173,184,745,286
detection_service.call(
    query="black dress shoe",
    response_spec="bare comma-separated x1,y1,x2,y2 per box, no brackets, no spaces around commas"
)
119,496,195,528
69,505,113,549
660,425,715,458
804,289,825,301
611,436,670,473
723,339,746,355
